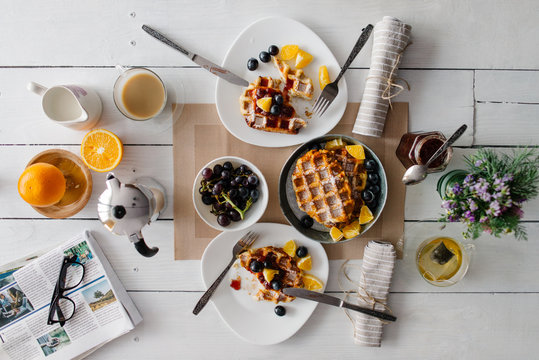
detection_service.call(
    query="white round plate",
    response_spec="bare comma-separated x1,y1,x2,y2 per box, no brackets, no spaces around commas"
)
200,223,329,345
215,16,348,148
192,156,269,232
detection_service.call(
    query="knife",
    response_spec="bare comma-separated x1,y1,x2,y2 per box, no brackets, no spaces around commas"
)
142,25,249,87
282,288,397,322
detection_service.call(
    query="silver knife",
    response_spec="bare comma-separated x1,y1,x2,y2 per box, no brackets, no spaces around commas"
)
283,288,397,322
142,25,249,87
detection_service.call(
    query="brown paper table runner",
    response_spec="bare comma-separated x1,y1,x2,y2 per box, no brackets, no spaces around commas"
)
173,103,407,260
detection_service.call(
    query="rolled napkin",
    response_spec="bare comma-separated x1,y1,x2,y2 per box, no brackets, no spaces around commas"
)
353,240,396,347
353,16,412,137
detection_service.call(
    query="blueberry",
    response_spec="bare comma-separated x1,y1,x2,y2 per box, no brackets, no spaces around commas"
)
268,45,279,56
273,94,283,105
368,173,380,184
247,58,258,71
296,246,308,258
223,161,233,171
367,200,378,212
250,260,263,273
362,190,374,203
250,189,260,202
230,180,237,187
228,189,238,198
365,159,377,172
217,214,231,227
235,176,243,184
201,194,213,205
270,279,282,290
238,187,249,199
263,260,273,269
300,215,314,228
259,51,271,63
213,164,223,176
270,104,281,115
248,175,259,186
368,184,380,194
274,305,286,316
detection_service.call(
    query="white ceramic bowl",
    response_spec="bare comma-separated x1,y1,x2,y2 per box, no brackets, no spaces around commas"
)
192,156,269,231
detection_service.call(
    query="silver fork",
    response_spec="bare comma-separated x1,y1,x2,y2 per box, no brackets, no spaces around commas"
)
312,24,374,117
193,231,258,315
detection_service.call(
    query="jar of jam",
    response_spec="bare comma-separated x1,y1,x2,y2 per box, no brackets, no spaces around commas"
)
396,131,453,173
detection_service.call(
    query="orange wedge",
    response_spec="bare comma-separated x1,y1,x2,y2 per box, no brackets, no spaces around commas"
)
297,255,312,271
319,65,330,90
330,226,344,242
295,49,313,68
359,206,374,224
303,274,323,291
342,220,361,239
256,97,272,112
280,45,299,61
346,145,365,160
81,129,123,172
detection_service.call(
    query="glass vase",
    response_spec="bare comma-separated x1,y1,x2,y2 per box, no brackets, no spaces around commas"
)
436,169,468,199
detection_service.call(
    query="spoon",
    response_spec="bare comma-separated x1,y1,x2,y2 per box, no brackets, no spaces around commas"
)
402,124,468,185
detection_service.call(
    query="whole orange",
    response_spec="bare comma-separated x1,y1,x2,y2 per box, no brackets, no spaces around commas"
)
18,163,66,207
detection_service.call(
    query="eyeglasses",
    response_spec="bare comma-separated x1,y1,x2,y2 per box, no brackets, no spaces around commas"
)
48,256,85,326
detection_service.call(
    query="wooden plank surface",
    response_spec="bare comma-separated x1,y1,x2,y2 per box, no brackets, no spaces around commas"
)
1,0,539,358
2,0,539,69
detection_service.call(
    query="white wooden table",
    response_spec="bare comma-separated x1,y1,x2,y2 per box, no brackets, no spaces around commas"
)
2,1,539,358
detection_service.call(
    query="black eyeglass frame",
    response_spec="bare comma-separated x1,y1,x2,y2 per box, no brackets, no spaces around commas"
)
47,256,85,326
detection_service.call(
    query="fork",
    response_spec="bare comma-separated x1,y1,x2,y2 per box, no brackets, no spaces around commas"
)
193,231,258,315
312,24,374,117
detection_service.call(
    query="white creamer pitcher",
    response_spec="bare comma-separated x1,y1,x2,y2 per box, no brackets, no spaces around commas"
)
28,82,102,130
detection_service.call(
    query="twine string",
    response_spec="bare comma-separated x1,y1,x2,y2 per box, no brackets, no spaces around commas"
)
365,42,412,108
338,260,393,326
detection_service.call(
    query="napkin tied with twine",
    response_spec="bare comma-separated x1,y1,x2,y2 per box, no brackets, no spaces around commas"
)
353,16,412,137
341,241,396,347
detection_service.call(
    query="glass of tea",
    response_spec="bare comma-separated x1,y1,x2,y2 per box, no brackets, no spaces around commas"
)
113,66,167,121
416,236,474,286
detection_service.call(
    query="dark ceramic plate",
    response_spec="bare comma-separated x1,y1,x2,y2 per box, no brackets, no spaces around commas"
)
278,134,387,244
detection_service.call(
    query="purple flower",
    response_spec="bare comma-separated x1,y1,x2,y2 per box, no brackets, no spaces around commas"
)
502,173,513,183
486,201,501,217
451,183,462,195
463,174,474,186
475,159,485,167
479,216,488,223
468,199,478,211
464,210,476,223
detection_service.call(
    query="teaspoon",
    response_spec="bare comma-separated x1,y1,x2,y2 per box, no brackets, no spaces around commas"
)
402,124,468,185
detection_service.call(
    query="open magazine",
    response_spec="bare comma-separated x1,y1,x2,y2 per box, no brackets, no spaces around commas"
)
0,231,142,360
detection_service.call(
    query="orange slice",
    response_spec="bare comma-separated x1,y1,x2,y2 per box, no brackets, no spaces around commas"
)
283,240,297,257
303,274,323,291
297,255,312,271
330,226,344,242
346,145,365,160
359,206,374,224
256,97,272,112
81,129,123,172
263,268,279,283
280,45,299,61
325,138,345,150
319,65,330,90
342,220,361,239
18,163,66,207
295,49,313,68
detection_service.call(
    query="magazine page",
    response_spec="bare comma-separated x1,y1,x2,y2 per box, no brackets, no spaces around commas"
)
0,232,139,360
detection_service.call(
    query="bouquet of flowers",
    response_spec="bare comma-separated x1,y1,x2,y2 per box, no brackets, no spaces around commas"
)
440,148,539,240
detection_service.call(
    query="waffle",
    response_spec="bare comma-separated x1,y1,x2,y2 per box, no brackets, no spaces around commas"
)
273,57,314,100
332,148,367,216
238,246,303,303
239,76,306,135
292,149,357,228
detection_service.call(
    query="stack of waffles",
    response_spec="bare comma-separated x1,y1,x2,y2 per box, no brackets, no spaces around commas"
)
292,149,366,228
